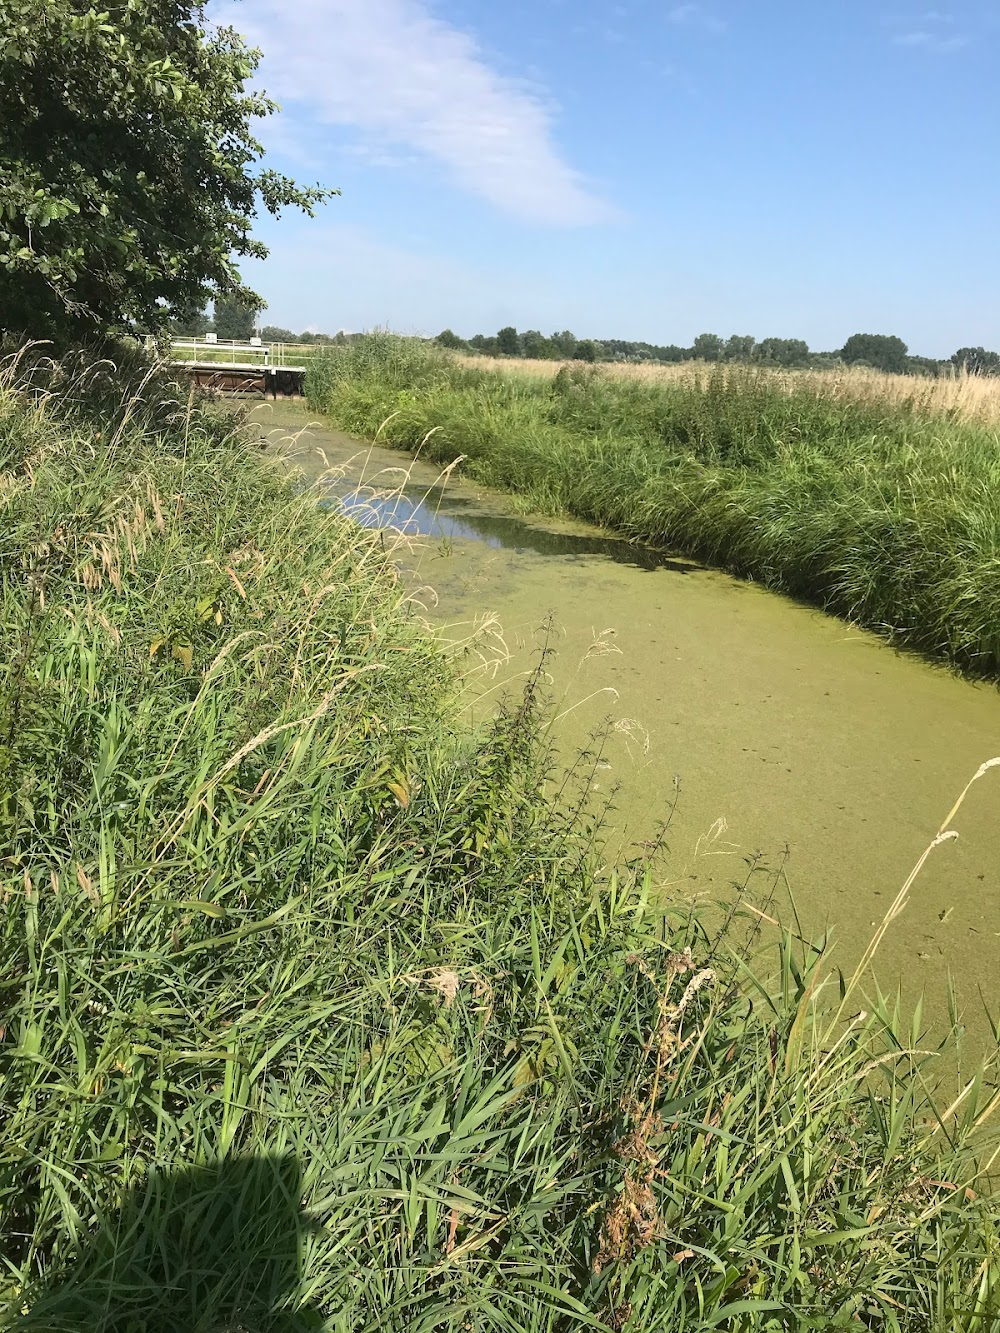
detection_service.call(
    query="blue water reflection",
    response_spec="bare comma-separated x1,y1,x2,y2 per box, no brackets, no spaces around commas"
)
325,478,697,574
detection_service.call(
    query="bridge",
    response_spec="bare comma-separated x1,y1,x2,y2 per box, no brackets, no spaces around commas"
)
170,338,311,396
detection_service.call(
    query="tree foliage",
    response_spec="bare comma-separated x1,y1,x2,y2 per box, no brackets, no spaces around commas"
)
260,324,299,343
520,329,555,359
169,304,210,338
496,325,520,357
755,337,810,368
840,333,909,375
0,0,334,340
952,346,1000,376
550,330,578,359
213,296,255,341
692,332,725,362
725,334,755,362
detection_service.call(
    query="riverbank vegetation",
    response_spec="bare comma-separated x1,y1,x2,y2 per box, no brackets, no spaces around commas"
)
308,334,1000,678
1,349,997,1328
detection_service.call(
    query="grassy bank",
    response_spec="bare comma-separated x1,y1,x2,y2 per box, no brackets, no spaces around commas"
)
308,335,1000,679
3,350,1000,1330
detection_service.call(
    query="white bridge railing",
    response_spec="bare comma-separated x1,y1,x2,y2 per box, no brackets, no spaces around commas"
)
169,338,311,368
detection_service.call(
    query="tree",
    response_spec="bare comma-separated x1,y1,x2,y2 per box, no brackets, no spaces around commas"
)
520,329,554,360
755,337,810,368
908,355,949,378
840,334,909,375
213,298,255,342
260,325,298,343
0,0,334,341
573,339,600,363
952,347,1000,376
550,330,578,359
435,329,465,350
724,335,755,362
469,334,499,355
496,326,520,357
692,333,725,362
170,305,211,338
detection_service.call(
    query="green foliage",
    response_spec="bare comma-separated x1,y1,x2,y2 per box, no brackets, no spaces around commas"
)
169,304,211,338
310,334,1000,680
307,328,457,398
434,327,465,350
260,324,300,343
754,336,811,367
0,0,334,341
4,347,1000,1330
468,332,499,355
841,333,910,375
725,334,756,361
953,346,1000,376
520,329,555,359
496,325,520,356
213,296,256,342
692,332,725,362
550,329,578,358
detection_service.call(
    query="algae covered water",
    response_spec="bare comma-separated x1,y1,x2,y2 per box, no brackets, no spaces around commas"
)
261,403,1000,1035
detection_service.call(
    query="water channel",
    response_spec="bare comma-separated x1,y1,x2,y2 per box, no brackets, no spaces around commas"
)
257,402,1000,1042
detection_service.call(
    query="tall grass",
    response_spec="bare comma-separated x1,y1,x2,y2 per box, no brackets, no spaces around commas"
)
308,334,1000,679
462,355,1000,428
3,349,1000,1330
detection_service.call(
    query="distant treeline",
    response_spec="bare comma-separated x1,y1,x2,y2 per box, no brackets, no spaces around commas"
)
171,299,355,346
172,304,999,378
258,326,354,346
436,327,1000,378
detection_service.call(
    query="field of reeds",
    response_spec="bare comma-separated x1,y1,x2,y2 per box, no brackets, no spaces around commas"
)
308,335,1000,679
3,348,1000,1330
460,355,1000,427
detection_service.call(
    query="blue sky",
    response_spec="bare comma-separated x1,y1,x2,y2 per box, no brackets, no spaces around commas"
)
212,0,1000,356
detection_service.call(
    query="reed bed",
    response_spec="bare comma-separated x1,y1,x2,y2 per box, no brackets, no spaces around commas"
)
462,355,1000,428
3,349,1000,1330
310,334,1000,679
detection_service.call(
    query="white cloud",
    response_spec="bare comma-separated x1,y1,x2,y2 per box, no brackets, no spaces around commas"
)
888,8,968,51
211,0,614,226
667,3,727,34
892,28,967,50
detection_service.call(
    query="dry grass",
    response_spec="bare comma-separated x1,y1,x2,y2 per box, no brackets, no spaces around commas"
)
459,355,1000,426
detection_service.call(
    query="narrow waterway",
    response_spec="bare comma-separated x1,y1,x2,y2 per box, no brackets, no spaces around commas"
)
259,403,1000,1040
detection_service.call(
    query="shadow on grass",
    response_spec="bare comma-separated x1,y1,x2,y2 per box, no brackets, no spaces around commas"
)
12,1154,320,1332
